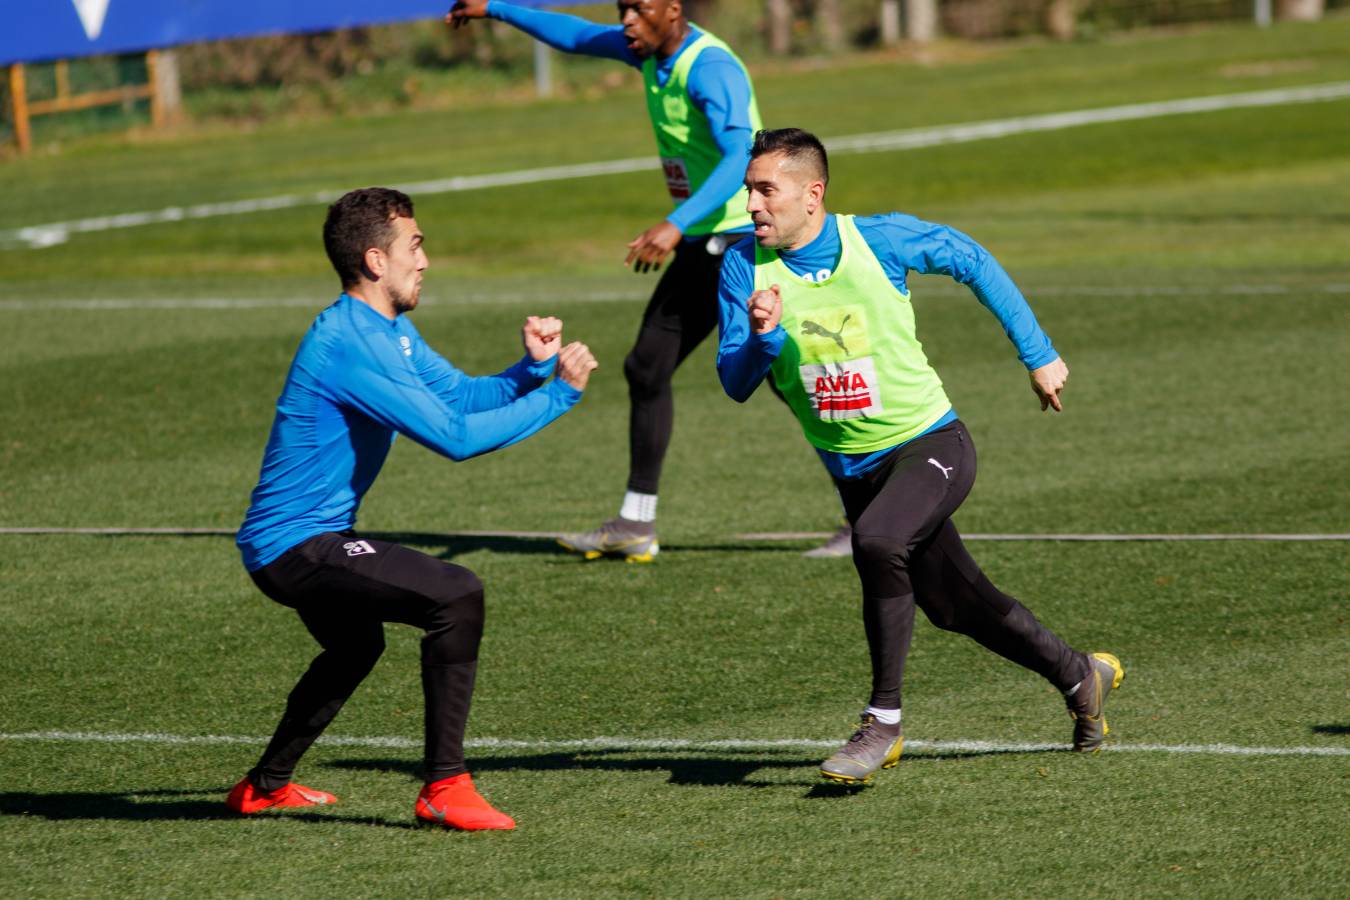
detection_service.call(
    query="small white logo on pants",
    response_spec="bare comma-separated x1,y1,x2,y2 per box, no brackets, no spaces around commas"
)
928,458,953,479
344,540,376,556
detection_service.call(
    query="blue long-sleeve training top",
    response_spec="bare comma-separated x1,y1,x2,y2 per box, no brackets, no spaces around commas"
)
486,0,753,236
716,213,1058,478
237,293,581,570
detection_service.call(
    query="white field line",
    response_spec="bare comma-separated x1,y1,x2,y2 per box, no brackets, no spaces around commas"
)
2,527,1348,542
737,532,1350,542
2,730,1347,758
3,81,1349,250
3,282,1350,312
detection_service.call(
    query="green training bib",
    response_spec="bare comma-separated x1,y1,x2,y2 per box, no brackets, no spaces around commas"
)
760,215,952,453
642,29,762,236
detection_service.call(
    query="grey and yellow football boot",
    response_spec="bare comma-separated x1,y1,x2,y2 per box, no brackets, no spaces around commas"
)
819,713,903,784
557,517,659,563
1066,651,1125,752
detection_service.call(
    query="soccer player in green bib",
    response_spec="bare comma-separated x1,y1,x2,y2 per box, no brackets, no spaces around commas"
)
448,0,849,559
718,128,1124,783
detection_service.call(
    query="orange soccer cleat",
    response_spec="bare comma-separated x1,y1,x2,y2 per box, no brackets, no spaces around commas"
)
414,773,515,831
226,776,337,814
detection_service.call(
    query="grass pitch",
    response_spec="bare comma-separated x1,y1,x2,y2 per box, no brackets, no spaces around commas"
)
2,16,1349,899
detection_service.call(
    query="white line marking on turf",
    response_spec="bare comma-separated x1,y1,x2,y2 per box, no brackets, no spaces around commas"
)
737,532,1350,542
3,81,1348,249
3,282,1349,311
2,731,1347,757
3,527,1348,541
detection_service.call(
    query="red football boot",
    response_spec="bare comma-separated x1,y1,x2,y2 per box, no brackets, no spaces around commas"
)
414,773,515,831
226,776,337,814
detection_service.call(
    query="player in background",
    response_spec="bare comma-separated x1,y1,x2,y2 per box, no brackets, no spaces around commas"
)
718,129,1123,784
448,0,852,560
229,188,597,829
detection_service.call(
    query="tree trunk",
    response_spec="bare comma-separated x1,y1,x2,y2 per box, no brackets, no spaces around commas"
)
1044,0,1084,39
1276,0,1324,20
879,0,902,45
815,0,845,53
903,0,939,42
767,0,792,56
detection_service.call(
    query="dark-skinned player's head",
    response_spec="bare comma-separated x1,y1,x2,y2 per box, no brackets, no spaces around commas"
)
745,128,830,250
617,0,687,59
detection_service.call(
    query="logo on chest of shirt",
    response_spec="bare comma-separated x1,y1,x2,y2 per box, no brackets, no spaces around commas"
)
799,357,882,420
789,305,869,361
661,157,691,199
399,336,412,357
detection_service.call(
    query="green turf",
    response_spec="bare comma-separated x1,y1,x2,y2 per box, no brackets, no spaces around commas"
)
2,15,1349,899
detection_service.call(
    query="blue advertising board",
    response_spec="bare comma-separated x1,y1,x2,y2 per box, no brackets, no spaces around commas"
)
1,1,592,66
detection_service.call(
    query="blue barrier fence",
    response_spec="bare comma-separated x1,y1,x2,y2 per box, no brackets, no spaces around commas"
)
2,1,594,66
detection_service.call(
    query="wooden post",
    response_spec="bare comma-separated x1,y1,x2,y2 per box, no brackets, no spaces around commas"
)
55,60,72,102
146,49,183,127
8,63,30,154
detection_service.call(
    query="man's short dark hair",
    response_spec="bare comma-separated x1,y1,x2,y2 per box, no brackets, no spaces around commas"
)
323,188,415,288
750,128,829,184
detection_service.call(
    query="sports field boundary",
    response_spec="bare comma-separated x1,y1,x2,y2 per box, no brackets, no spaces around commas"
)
2,527,1347,542
2,730,1346,758
4,80,1349,249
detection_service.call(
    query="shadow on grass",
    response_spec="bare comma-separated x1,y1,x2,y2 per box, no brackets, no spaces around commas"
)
1311,724,1350,735
88,531,799,560
0,788,416,829
327,744,1066,796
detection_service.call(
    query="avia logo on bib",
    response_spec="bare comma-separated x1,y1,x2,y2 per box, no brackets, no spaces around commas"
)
661,157,691,199
799,358,882,420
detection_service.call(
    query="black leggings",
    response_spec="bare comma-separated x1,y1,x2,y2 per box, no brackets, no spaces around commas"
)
836,421,1088,709
247,531,485,788
623,238,725,494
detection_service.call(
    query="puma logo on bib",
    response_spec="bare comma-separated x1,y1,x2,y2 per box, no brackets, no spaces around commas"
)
799,358,882,419
661,157,691,199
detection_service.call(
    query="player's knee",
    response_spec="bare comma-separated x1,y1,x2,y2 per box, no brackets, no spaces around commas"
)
428,567,484,634
623,348,667,397
923,605,963,633
851,531,911,571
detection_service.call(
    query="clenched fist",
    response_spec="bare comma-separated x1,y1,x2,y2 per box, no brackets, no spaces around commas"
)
747,284,782,334
556,341,598,391
522,315,563,362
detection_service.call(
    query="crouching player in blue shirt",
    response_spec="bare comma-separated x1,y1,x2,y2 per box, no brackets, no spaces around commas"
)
228,188,597,829
718,130,1124,784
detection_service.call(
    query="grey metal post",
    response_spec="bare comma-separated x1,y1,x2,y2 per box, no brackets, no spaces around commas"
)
534,40,552,98
1254,0,1272,26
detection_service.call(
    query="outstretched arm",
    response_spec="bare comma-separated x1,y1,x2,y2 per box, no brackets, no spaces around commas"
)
666,52,756,234
860,213,1066,410
448,1,633,63
410,316,566,413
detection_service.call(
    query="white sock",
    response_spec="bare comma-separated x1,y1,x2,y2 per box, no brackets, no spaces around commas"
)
864,705,901,726
620,491,658,523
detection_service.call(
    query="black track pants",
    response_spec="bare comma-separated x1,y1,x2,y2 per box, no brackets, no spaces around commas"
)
247,532,485,789
836,421,1088,709
623,238,725,495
